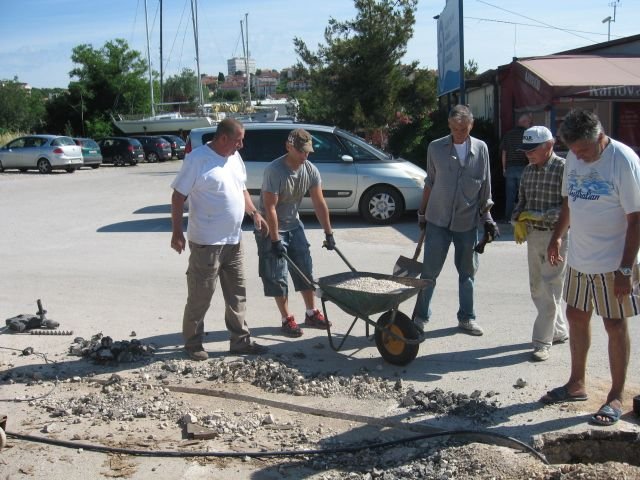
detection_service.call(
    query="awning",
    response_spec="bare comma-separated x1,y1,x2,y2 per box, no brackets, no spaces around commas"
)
514,55,640,99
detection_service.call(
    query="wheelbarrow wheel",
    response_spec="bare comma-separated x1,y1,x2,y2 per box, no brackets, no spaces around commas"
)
375,311,420,366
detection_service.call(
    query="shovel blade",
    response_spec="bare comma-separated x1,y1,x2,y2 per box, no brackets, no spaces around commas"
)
393,255,423,278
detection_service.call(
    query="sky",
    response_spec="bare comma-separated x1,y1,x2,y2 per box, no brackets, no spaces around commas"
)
0,0,637,89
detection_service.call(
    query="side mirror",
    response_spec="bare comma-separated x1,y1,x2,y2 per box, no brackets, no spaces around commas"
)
341,155,354,163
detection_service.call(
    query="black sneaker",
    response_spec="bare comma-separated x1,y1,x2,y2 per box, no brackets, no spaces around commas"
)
281,316,303,337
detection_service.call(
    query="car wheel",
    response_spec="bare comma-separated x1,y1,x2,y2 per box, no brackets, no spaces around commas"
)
359,185,404,224
147,152,159,163
66,167,76,173
37,159,52,174
113,155,124,167
91,164,100,169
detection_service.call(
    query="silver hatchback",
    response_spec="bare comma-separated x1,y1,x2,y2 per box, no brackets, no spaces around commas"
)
186,123,426,224
0,135,83,174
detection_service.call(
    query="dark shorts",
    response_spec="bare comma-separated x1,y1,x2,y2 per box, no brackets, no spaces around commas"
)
254,224,313,297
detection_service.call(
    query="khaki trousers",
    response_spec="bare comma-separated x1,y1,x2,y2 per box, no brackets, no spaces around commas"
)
527,229,568,347
183,241,251,350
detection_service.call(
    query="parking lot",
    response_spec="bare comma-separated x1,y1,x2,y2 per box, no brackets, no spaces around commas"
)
2,161,640,477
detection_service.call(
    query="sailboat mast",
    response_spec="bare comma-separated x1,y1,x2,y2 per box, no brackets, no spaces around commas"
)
191,0,204,109
144,0,156,116
245,13,251,105
159,0,163,107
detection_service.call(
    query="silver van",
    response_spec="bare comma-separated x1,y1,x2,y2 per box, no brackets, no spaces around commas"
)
186,123,426,224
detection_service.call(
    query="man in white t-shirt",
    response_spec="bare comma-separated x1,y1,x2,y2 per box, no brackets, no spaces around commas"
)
542,109,640,427
170,118,269,360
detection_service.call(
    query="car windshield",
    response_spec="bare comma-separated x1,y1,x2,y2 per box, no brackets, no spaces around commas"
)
335,128,392,160
81,139,99,148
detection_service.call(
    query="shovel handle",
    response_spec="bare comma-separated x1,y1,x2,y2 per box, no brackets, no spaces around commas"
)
281,252,317,290
323,242,357,272
413,228,426,260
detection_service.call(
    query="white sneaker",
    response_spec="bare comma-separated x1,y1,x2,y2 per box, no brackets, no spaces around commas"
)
458,319,484,336
532,346,550,361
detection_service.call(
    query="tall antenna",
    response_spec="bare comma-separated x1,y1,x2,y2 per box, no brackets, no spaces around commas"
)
602,1,621,41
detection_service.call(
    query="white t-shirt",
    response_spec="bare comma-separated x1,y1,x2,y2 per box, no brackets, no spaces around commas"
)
563,138,640,273
171,143,247,245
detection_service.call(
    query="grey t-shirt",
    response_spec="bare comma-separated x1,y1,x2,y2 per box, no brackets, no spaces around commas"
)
259,155,321,231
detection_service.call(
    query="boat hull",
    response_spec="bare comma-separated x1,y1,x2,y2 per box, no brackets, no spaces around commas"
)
113,116,216,135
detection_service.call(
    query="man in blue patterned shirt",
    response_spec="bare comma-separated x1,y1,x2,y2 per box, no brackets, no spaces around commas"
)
512,126,567,362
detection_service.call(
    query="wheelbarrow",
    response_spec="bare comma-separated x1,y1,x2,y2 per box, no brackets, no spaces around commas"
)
282,246,431,366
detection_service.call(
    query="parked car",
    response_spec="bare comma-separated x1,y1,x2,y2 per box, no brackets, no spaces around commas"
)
186,123,426,224
96,137,144,166
73,137,103,169
0,135,83,174
159,134,186,159
130,136,172,162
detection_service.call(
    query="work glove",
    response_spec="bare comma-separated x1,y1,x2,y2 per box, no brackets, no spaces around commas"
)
271,240,286,258
418,211,426,230
324,233,336,250
484,220,500,242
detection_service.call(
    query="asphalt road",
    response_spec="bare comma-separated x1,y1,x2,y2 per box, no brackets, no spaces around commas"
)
2,160,639,446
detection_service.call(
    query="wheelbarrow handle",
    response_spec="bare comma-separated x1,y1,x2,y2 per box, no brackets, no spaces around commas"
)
323,242,357,272
281,252,317,290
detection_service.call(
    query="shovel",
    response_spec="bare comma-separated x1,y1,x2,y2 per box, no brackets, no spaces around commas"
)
393,229,426,278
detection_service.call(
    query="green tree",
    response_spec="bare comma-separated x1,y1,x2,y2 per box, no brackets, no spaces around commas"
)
163,68,204,108
387,67,438,162
217,72,225,83
45,39,148,135
293,0,418,130
0,78,46,133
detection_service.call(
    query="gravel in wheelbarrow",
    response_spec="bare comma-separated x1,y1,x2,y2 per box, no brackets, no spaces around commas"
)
317,271,430,317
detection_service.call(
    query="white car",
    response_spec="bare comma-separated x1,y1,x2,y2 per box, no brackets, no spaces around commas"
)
186,123,426,224
0,135,83,174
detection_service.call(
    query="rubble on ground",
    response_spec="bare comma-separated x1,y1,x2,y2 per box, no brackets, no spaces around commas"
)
68,333,156,363
399,387,500,423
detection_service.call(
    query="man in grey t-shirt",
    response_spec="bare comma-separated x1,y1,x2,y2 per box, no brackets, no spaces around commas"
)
255,129,336,337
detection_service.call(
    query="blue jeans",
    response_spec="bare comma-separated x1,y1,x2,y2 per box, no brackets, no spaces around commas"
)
254,224,313,297
413,222,478,323
504,165,525,221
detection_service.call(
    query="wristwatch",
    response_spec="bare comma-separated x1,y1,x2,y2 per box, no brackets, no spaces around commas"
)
617,267,633,276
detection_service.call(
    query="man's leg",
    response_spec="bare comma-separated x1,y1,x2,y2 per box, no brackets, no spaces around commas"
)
452,226,478,323
218,243,252,350
183,243,221,356
413,223,452,326
529,231,568,355
565,305,592,395
595,316,630,422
